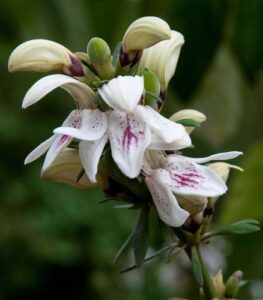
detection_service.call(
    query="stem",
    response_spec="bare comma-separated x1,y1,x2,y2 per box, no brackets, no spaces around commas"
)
197,247,218,300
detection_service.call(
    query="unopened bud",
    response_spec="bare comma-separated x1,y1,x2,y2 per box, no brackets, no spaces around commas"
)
225,270,243,298
8,39,84,76
121,16,171,66
170,109,206,134
213,270,225,297
87,37,114,79
87,37,111,65
41,148,96,189
209,162,243,183
140,69,160,109
139,30,184,90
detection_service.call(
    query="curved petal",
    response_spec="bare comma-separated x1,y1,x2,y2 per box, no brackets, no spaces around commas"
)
8,39,72,73
139,30,184,89
24,135,56,164
54,109,107,141
22,74,94,109
145,172,189,227
139,106,192,150
181,151,243,164
79,134,108,183
98,76,144,112
158,156,228,197
108,110,151,178
42,110,81,170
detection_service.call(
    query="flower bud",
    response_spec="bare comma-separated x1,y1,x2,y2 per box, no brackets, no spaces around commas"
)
170,109,206,134
87,37,114,79
121,16,171,66
8,39,84,76
87,37,111,65
209,162,243,183
208,163,243,205
213,270,225,297
139,30,184,90
225,270,243,298
140,69,160,109
41,148,96,189
177,195,208,215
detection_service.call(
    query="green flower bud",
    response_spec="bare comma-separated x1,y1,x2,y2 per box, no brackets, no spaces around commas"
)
87,37,114,79
87,37,111,65
140,69,160,109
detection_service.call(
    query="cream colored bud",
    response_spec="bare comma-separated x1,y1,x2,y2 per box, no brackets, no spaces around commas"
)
213,270,225,297
8,39,83,76
122,16,171,54
41,148,96,189
170,109,206,134
139,30,184,90
177,195,208,215
209,162,243,183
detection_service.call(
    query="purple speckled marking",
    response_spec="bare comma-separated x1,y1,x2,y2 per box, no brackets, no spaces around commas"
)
163,162,205,189
56,112,81,149
121,115,145,152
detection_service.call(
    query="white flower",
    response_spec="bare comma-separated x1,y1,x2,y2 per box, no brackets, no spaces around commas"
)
55,76,191,181
144,151,243,227
122,16,171,54
8,39,84,76
139,30,184,90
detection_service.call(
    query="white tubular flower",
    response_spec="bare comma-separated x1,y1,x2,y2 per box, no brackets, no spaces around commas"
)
122,16,171,54
23,74,96,172
8,39,84,76
55,76,191,181
144,151,243,227
42,148,97,189
139,30,184,90
170,109,207,134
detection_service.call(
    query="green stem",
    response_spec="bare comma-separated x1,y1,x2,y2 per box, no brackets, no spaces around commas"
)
197,247,218,300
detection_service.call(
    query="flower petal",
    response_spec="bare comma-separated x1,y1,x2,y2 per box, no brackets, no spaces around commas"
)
24,135,56,164
8,39,73,73
54,109,107,141
139,30,184,90
139,106,192,150
108,110,151,178
145,172,190,227
159,156,228,197
98,76,144,112
184,151,243,164
79,134,108,183
42,110,81,170
22,74,94,109
42,148,96,189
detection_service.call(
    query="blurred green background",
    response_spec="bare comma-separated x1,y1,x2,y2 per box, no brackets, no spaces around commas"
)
0,0,263,299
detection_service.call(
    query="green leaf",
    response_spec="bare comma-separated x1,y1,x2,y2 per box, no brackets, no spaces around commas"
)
176,118,201,128
113,231,133,265
204,219,260,239
132,205,150,267
191,247,204,286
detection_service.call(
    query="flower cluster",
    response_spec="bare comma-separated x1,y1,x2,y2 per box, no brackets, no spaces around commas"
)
9,16,242,229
